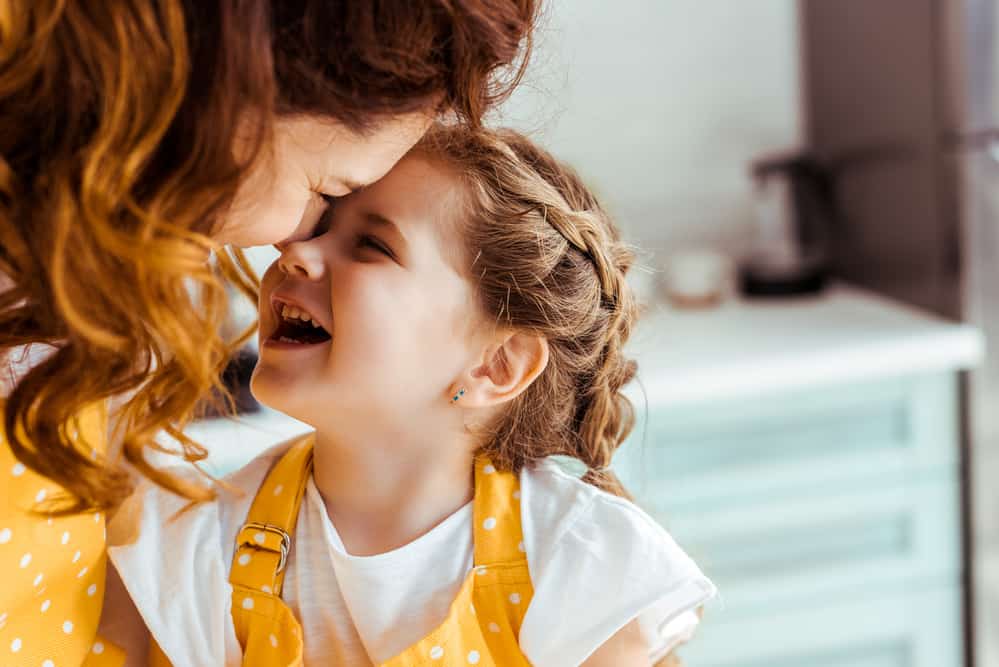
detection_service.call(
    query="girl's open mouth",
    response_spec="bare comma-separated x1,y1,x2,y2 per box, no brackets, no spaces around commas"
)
265,304,332,347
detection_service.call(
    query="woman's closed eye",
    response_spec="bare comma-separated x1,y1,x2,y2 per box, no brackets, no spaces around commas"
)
270,193,337,250
309,194,339,238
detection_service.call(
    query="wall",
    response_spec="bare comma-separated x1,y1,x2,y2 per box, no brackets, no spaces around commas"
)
494,0,803,264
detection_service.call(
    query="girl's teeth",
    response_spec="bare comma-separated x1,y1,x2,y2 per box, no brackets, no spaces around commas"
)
279,304,317,323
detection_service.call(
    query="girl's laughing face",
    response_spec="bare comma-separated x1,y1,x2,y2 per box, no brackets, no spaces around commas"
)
252,154,485,433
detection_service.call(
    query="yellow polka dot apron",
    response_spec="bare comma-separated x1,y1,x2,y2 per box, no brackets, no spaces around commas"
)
0,398,125,666
154,433,534,666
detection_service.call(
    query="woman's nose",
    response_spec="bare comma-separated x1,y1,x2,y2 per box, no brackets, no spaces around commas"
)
276,239,327,280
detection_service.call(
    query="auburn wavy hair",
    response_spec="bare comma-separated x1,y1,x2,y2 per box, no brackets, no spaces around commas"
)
0,0,536,512
416,125,640,497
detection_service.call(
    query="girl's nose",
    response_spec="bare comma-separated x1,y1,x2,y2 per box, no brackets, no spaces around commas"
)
276,239,327,280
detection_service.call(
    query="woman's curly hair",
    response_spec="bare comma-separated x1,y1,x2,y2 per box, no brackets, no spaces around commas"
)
0,0,537,512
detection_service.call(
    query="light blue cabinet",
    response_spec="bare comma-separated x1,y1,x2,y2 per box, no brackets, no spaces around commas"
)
685,584,962,667
615,371,964,666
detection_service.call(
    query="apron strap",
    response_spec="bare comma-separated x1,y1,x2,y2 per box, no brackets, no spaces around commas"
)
229,433,315,597
471,456,528,566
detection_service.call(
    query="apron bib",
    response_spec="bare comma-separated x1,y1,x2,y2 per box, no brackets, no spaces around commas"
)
152,434,534,666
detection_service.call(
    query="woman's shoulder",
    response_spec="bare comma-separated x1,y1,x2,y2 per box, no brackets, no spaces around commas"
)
517,458,716,666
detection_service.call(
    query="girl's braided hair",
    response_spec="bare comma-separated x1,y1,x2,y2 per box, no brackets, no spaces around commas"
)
418,125,639,496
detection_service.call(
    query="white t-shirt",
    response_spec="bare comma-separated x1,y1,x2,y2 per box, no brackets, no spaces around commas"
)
109,442,716,667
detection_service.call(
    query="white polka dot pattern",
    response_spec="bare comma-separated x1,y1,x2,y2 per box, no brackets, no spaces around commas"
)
1,400,114,665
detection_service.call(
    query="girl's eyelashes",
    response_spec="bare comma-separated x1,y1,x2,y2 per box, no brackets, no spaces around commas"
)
312,194,394,260
357,234,394,259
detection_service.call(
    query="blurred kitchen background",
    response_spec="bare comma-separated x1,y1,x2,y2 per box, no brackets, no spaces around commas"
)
189,1,999,665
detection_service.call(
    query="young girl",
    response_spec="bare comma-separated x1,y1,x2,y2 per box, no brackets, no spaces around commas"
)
103,125,715,666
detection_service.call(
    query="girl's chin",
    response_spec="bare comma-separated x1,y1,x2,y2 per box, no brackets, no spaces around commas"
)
250,371,330,424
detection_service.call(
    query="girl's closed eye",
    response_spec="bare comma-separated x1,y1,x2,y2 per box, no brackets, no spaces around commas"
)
311,195,397,260
357,234,395,259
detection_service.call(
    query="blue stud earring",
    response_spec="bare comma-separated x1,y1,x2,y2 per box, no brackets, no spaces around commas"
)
451,388,466,404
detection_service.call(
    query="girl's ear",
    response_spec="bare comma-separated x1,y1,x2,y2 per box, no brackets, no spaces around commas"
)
457,331,549,408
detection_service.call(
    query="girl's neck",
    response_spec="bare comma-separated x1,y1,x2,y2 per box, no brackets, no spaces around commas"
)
310,422,476,557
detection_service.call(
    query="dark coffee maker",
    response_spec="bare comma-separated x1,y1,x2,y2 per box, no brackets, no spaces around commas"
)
739,151,836,297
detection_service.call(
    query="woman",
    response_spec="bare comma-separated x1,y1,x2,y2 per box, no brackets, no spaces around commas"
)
0,1,536,663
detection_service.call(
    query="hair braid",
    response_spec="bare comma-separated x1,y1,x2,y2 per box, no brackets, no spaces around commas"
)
418,125,640,497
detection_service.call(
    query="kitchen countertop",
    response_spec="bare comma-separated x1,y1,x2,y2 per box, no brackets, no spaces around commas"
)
624,283,984,408
180,282,985,474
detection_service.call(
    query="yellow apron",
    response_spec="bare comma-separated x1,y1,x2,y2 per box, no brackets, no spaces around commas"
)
0,398,125,666
154,433,534,665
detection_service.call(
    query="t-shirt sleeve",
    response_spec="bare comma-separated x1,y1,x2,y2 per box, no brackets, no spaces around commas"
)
105,446,283,666
518,463,716,667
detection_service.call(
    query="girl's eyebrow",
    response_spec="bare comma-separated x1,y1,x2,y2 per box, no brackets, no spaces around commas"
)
364,211,406,242
362,211,412,264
